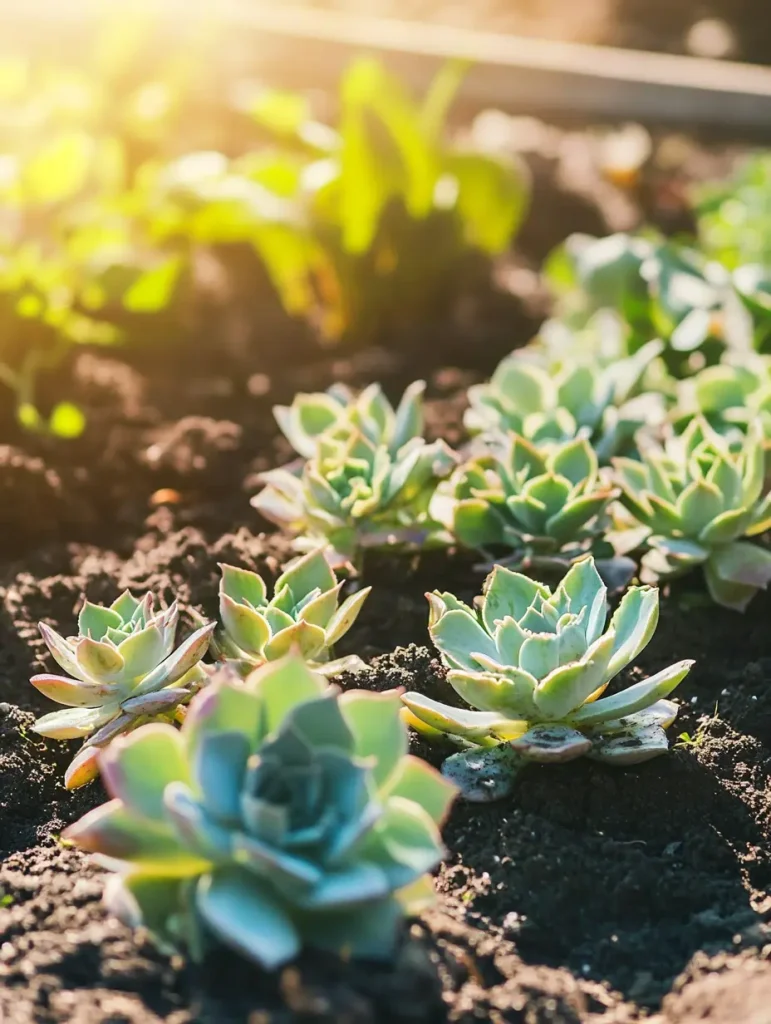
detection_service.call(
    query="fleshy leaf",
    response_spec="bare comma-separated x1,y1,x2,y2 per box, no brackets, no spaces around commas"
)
340,690,407,789
196,869,301,968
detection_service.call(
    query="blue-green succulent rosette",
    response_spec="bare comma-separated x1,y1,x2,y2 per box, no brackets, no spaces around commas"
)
64,655,456,969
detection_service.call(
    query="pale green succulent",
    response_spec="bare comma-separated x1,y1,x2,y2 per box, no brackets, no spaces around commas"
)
30,592,214,790
64,655,456,969
613,418,771,611
402,557,693,801
671,359,771,447
465,342,663,463
430,433,630,584
252,428,458,568
274,380,426,459
216,548,370,675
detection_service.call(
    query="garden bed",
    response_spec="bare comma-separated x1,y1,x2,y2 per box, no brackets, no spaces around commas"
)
1,121,770,1024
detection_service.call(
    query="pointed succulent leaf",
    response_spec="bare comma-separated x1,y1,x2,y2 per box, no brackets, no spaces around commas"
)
391,379,426,451
567,659,693,727
78,602,124,641
548,438,598,486
606,585,659,678
75,638,125,682
250,654,326,734
219,564,268,608
184,675,266,763
30,673,117,708
676,480,725,537
120,687,192,716
33,703,119,740
64,744,102,790
38,622,85,681
698,507,753,545
62,798,205,871
534,631,616,719
116,626,167,681
275,548,337,603
400,692,511,742
111,590,142,620
131,622,214,698
263,620,327,661
518,634,560,680
447,668,538,718
220,594,270,657
100,724,191,821
482,566,548,634
430,608,499,671
324,586,371,645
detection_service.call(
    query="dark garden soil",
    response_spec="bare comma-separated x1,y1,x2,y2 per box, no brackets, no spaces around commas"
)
1,124,771,1023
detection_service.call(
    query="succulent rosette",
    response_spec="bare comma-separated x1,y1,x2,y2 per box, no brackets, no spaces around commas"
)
671,359,771,447
613,418,771,611
465,343,663,462
216,548,370,675
64,656,456,969
431,433,631,585
252,428,458,568
402,557,693,801
31,592,214,789
274,380,426,459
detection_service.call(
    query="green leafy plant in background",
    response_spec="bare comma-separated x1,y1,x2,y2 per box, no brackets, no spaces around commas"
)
215,548,370,675
0,11,213,436
252,422,457,571
233,57,530,340
64,655,455,968
430,433,631,586
274,380,425,459
693,153,771,271
613,418,771,610
401,557,693,801
31,592,214,789
464,341,663,463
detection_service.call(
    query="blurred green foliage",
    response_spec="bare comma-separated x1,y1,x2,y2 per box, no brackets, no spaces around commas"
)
0,28,529,438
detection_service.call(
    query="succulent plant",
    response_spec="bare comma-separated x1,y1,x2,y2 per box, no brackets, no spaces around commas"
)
613,418,771,611
64,655,455,968
464,342,663,463
401,557,693,801
216,548,370,675
252,429,458,568
31,592,214,789
274,380,426,459
430,433,630,585
672,359,771,447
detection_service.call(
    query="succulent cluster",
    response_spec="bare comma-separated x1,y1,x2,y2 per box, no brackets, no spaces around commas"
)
253,418,457,568
613,419,771,610
64,656,455,967
431,433,628,581
32,593,214,789
402,558,693,801
465,343,663,462
274,380,426,459
216,548,370,675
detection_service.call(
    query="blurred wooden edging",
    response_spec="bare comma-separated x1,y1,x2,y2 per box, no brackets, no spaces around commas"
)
7,1,771,132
